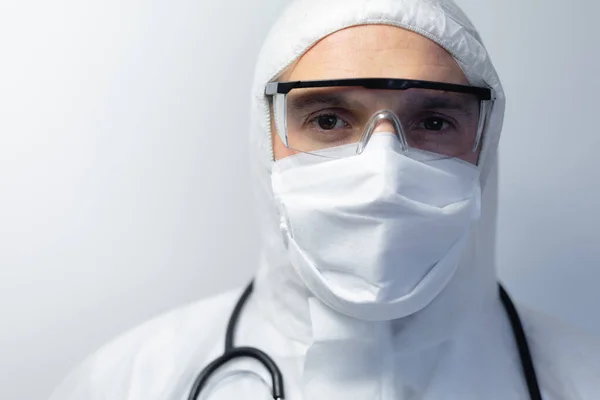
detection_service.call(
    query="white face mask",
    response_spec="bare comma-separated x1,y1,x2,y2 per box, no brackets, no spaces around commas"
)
271,133,482,321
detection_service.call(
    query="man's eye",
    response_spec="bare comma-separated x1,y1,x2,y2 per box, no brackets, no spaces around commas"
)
420,117,451,131
310,114,349,130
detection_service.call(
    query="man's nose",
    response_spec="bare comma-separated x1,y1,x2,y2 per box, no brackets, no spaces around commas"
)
372,118,399,134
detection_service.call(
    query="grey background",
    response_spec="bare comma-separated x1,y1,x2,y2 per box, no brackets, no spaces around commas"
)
0,0,598,399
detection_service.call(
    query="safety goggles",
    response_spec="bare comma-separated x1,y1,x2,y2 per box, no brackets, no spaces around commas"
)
265,78,494,164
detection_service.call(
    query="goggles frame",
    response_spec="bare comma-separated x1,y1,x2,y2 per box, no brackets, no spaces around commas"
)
266,78,493,100
265,78,495,164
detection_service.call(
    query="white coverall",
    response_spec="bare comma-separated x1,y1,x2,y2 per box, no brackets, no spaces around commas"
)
50,0,600,399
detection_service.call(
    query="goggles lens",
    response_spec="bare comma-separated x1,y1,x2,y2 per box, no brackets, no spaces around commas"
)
273,86,488,163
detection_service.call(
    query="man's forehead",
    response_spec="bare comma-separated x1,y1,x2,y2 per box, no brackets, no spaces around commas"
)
279,24,468,86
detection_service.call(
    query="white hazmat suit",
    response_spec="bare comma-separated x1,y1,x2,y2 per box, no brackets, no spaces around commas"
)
50,0,600,399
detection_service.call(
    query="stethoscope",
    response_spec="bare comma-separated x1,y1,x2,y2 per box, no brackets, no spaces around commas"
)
188,281,543,400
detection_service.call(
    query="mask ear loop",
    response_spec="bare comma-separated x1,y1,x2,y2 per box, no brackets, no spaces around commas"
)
356,110,408,154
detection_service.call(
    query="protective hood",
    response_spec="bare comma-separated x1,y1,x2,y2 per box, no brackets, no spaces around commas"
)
250,0,505,344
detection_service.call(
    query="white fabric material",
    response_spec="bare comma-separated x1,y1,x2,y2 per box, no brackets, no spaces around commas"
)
49,0,600,399
272,133,482,321
302,298,396,399
48,284,600,400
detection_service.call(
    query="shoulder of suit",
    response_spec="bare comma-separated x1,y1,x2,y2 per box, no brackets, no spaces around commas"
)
519,305,600,400
92,286,243,359
49,287,244,399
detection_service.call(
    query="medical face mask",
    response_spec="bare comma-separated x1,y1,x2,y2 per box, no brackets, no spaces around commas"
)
271,133,482,321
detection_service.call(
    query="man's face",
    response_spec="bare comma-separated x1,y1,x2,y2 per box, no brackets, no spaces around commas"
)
271,24,479,164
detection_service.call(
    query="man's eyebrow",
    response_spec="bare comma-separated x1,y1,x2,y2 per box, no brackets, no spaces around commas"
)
286,90,478,115
287,92,358,111
409,95,477,115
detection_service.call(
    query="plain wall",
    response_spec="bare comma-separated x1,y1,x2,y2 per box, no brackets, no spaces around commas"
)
0,0,598,399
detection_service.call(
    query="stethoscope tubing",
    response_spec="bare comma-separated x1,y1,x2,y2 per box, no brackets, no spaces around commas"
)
188,282,285,400
499,285,543,400
189,281,542,400
187,346,285,400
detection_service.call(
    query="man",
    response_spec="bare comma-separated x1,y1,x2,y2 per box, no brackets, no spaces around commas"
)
50,0,600,399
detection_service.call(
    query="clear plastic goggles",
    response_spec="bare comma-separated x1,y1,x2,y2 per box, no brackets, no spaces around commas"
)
266,78,494,164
